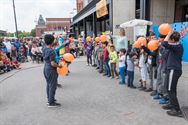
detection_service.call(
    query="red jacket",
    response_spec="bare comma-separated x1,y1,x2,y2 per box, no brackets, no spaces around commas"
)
102,48,109,62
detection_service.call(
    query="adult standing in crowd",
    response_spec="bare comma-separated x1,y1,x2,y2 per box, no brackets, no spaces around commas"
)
13,38,21,52
3,37,12,60
116,28,128,52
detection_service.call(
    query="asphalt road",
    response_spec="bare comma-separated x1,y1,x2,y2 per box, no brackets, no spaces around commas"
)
0,58,187,125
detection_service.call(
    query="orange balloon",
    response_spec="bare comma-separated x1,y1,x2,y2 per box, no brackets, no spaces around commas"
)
95,37,100,42
158,23,172,35
57,65,68,76
63,53,75,62
132,41,141,48
100,35,107,43
86,36,92,42
148,40,159,51
137,37,147,46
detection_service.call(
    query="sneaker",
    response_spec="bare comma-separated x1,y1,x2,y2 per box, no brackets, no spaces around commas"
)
96,67,99,70
144,88,153,92
111,76,115,79
159,98,169,105
167,109,183,117
139,86,146,91
48,102,61,107
103,74,107,76
119,82,125,85
137,85,143,88
46,99,57,105
162,104,174,110
130,86,136,89
99,70,103,73
57,84,62,88
116,76,119,79
153,94,162,100
150,90,157,96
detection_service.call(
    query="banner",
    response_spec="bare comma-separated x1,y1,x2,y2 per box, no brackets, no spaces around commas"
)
152,22,188,62
96,0,108,18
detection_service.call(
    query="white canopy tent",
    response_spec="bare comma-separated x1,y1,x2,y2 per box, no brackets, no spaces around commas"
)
120,19,153,28
120,19,153,41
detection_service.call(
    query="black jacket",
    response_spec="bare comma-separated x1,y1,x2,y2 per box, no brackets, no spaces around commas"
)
162,41,183,71
142,46,158,67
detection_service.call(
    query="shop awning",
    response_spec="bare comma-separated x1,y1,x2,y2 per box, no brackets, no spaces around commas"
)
72,7,96,25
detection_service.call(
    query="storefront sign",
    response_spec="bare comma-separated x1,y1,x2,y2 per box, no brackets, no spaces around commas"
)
96,0,108,18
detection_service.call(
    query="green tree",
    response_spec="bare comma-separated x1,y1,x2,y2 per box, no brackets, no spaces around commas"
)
29,29,36,37
7,32,14,37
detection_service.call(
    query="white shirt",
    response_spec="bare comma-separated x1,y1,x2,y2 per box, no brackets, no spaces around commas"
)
139,54,147,68
3,41,12,52
119,55,126,67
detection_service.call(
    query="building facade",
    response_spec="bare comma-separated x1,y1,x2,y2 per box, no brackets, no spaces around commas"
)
36,15,71,37
72,0,188,41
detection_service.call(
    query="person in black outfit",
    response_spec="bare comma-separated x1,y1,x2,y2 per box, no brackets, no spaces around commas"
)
161,31,183,117
43,34,62,107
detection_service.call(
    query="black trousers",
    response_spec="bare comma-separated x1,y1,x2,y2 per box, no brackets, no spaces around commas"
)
44,67,58,104
166,69,182,111
87,55,92,65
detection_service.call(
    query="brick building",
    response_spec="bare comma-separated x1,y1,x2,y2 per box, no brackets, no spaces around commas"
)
35,15,71,37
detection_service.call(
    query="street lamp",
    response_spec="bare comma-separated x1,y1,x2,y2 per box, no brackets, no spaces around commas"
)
12,0,18,38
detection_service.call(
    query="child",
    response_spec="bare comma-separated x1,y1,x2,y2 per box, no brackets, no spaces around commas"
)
97,43,104,73
43,34,62,107
138,48,148,90
161,31,183,117
127,52,137,88
118,48,126,84
86,42,92,66
109,45,118,79
102,41,111,77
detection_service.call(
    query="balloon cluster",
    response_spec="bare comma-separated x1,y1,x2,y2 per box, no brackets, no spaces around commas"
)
86,34,107,43
57,53,75,77
132,23,172,51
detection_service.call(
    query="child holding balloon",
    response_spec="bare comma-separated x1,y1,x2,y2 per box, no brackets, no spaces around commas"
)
43,34,62,107
161,31,183,117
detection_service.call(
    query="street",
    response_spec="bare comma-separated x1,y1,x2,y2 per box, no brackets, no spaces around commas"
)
0,57,187,125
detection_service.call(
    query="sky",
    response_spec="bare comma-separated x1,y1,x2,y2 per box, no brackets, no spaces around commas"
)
0,0,76,32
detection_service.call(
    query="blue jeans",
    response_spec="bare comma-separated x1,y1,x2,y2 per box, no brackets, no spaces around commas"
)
127,70,134,87
104,60,111,76
119,66,125,84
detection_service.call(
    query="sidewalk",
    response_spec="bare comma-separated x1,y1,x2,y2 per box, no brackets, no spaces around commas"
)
0,62,42,84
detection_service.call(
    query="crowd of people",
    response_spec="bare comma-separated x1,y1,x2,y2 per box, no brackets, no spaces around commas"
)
0,37,45,73
0,33,86,73
83,28,183,118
